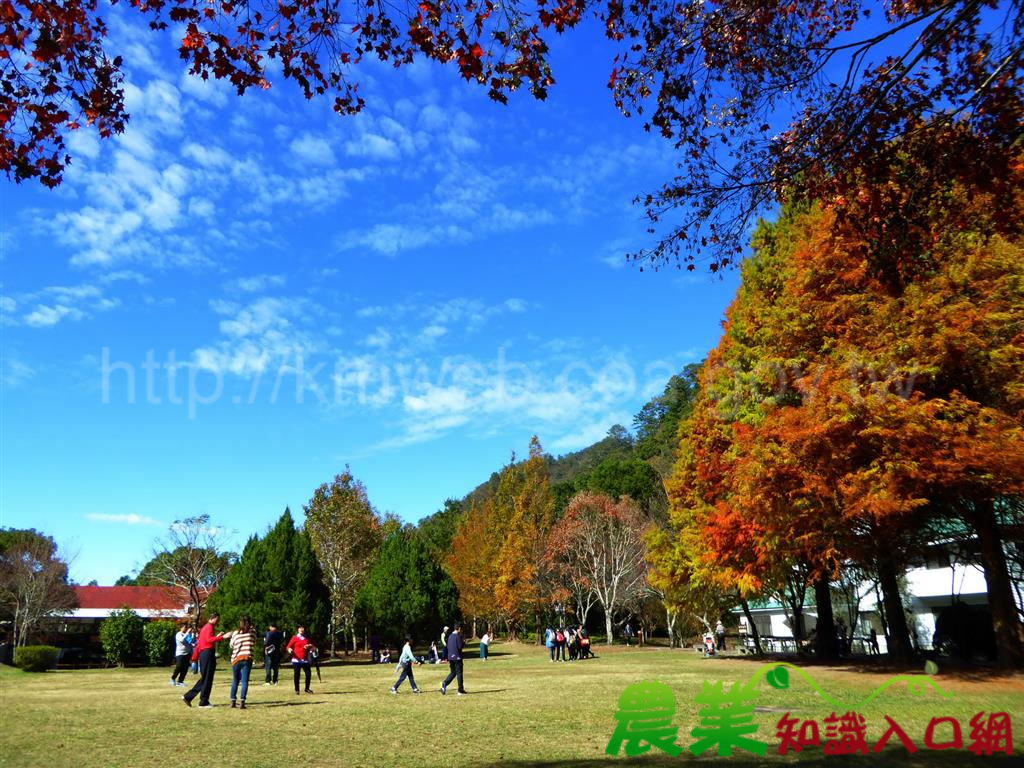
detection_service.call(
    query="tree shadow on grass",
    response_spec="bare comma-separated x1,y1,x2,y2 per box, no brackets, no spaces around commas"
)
720,653,1024,681
472,748,1022,768
253,700,328,708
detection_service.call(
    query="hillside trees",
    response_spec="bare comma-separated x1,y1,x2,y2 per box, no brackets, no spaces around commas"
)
446,436,556,639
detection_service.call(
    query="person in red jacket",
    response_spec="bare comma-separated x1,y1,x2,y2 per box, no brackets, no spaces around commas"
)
285,626,316,694
182,613,233,708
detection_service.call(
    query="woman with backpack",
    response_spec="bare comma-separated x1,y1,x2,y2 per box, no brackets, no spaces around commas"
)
555,626,566,661
579,626,592,659
544,626,556,661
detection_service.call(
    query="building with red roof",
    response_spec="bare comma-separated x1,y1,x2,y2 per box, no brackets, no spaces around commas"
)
41,586,201,661
70,585,192,619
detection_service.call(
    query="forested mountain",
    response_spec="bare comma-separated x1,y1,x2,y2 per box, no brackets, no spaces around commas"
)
450,364,702,525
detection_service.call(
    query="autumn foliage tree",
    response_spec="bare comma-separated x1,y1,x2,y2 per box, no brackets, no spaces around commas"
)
667,126,1024,666
445,499,498,629
445,436,556,639
304,468,387,654
547,490,650,644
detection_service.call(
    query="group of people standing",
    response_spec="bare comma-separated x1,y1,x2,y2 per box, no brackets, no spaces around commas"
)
543,625,592,661
170,616,499,705
173,614,318,709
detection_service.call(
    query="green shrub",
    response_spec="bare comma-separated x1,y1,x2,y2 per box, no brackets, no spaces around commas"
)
14,645,59,672
100,607,145,666
143,620,178,666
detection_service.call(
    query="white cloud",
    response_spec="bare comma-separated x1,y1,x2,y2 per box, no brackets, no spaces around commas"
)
188,197,215,219
85,512,163,526
363,328,392,349
178,70,229,107
1,356,35,388
183,142,232,169
345,133,400,161
340,222,469,257
227,274,287,293
7,282,123,328
193,296,324,376
67,130,101,160
290,133,336,166
24,304,81,327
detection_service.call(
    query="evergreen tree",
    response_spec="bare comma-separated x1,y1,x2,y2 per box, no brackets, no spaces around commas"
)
207,508,330,642
356,529,459,642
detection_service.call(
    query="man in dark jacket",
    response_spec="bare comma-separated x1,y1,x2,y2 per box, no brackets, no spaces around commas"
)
264,623,284,684
440,623,466,695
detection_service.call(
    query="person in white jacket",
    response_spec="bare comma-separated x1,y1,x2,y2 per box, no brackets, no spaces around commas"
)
389,636,421,694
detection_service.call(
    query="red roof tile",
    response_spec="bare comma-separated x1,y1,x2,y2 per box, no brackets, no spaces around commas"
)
74,585,189,611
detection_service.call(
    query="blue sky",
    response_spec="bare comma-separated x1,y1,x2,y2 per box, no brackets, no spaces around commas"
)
0,11,741,584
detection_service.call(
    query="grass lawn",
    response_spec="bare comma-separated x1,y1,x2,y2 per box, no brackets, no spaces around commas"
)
1,642,1021,767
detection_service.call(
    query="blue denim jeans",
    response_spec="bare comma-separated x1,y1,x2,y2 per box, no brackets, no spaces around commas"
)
230,659,252,702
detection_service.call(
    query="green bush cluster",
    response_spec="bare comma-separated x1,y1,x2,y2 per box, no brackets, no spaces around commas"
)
100,608,145,666
14,645,59,672
143,620,179,666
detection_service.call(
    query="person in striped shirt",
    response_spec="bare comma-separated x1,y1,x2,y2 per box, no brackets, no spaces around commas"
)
229,616,257,709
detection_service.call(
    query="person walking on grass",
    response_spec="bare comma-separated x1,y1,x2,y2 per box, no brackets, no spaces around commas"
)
183,613,233,708
170,622,191,686
286,626,315,694
545,625,556,662
263,623,283,685
390,635,422,694
440,623,466,696
479,629,491,661
228,616,256,709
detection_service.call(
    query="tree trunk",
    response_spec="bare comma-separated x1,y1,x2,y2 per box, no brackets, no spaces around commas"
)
875,547,914,664
666,608,677,648
740,598,762,655
971,499,1024,668
873,580,890,649
813,576,838,661
605,612,614,645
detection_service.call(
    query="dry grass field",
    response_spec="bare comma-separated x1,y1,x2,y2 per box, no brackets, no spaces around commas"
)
1,642,1021,768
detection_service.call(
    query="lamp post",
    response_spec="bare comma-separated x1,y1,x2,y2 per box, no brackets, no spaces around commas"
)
554,602,565,629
